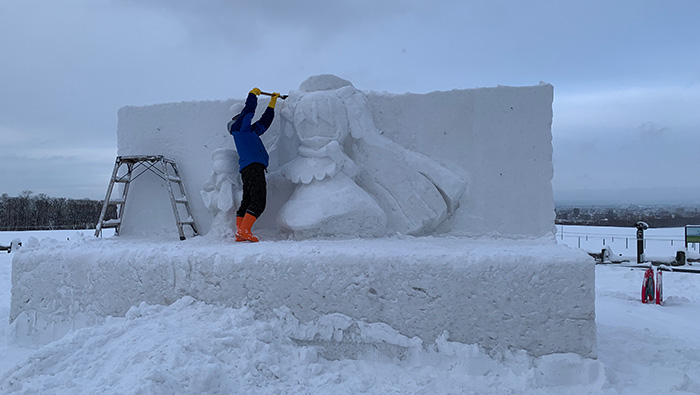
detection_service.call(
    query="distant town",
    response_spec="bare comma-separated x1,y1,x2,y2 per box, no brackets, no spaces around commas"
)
555,204,700,228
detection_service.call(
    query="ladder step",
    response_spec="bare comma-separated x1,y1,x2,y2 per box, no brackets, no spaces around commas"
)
175,197,188,204
101,219,121,228
115,178,130,183
109,198,126,204
168,176,181,182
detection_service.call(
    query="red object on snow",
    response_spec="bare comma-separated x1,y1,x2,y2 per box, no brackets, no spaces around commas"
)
656,268,663,305
642,268,655,304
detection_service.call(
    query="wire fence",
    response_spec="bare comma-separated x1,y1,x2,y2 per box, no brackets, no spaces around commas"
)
556,225,699,257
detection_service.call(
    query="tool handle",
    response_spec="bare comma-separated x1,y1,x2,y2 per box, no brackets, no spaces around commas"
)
260,91,288,100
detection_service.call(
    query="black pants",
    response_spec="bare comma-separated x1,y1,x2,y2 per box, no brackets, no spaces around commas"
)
237,163,266,218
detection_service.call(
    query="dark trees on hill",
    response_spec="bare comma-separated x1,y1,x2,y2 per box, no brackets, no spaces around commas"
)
0,191,115,231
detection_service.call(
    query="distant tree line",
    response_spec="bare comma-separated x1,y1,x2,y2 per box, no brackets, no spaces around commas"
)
0,191,114,231
556,206,700,228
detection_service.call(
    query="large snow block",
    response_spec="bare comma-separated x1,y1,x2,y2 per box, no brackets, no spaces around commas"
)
11,237,596,357
115,80,555,239
367,85,555,237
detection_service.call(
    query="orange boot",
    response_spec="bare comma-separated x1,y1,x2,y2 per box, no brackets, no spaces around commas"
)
235,213,259,242
235,216,244,241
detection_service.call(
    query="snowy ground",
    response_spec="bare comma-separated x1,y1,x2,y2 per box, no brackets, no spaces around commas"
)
1,228,700,394
556,224,700,262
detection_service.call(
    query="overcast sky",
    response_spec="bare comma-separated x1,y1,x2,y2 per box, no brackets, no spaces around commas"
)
1,0,699,205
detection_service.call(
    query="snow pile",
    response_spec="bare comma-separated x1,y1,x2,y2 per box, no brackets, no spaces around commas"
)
10,234,596,357
116,75,554,239
5,229,700,394
2,295,605,394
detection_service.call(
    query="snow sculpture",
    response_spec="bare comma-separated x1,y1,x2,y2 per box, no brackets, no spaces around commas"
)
13,76,596,362
276,75,467,238
277,87,386,238
200,148,241,237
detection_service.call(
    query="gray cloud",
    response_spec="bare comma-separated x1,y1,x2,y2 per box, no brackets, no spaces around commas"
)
122,0,421,40
1,0,699,203
637,122,670,138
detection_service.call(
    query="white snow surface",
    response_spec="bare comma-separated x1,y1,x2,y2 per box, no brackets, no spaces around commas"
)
2,228,700,394
9,232,595,358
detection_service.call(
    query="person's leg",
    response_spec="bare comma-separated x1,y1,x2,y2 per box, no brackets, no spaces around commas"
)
236,167,253,218
235,165,254,240
245,164,267,218
236,164,266,242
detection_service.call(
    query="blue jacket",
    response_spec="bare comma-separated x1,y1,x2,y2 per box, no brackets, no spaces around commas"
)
228,93,274,171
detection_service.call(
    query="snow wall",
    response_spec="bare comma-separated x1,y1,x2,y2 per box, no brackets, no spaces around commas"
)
11,75,597,358
113,75,555,239
11,237,596,357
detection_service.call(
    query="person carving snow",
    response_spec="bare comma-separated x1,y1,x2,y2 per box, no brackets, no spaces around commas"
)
228,87,280,242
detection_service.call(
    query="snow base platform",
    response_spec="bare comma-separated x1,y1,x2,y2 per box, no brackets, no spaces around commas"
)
11,236,596,357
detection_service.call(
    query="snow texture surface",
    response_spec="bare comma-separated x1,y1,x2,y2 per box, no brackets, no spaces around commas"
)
10,234,596,358
3,229,700,394
116,75,554,239
9,76,595,376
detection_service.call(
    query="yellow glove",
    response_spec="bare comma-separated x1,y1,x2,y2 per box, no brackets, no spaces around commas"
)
268,92,280,108
250,87,261,96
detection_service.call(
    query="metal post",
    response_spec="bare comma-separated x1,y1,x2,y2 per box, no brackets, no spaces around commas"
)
636,221,649,264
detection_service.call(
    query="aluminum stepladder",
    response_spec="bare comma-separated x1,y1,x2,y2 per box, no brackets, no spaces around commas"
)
95,155,199,240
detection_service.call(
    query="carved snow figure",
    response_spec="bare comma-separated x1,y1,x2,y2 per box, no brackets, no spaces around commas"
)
200,148,241,237
277,74,467,238
277,88,387,238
